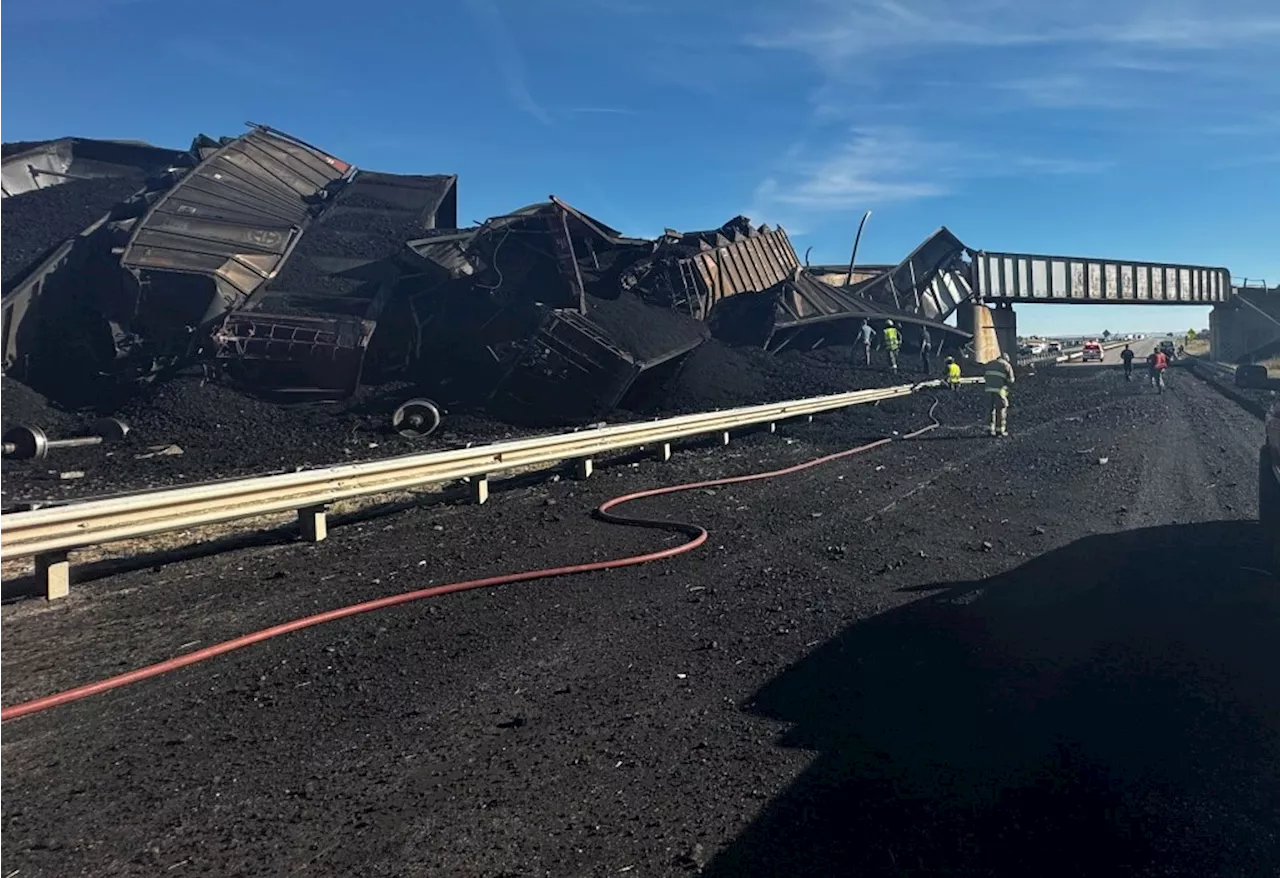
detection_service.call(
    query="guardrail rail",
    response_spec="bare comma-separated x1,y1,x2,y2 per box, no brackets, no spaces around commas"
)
2,378,979,599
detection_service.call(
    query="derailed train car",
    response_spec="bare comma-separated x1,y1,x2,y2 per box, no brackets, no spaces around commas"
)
2,123,967,426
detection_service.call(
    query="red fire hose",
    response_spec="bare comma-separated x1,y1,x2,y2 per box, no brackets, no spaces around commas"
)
1,422,937,723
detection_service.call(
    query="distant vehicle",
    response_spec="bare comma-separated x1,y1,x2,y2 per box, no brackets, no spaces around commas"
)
1158,340,1177,360
1030,343,1047,355
1017,343,1034,357
1081,341,1104,362
1047,341,1062,353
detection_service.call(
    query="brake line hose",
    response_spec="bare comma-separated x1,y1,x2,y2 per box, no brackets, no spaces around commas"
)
1,421,938,723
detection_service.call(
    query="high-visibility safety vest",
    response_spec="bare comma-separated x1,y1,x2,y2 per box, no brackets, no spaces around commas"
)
947,362,962,384
883,327,901,351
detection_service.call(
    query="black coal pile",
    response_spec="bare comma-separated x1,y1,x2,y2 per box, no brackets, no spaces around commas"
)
106,375,533,478
630,340,915,415
583,292,708,364
245,171,453,319
0,376,81,435
1,175,146,286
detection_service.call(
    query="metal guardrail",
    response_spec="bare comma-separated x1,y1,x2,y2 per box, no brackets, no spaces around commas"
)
1,378,979,599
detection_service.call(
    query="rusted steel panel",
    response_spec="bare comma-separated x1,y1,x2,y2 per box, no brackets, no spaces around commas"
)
973,251,1229,304
677,225,802,311
120,126,351,308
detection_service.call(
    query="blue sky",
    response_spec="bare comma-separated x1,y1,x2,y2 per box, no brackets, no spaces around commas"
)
4,0,1277,335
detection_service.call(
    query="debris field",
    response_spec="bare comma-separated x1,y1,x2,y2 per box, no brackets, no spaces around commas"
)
2,125,972,448
2,369,1276,877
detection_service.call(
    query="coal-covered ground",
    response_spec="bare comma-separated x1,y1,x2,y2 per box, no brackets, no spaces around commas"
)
0,342,944,505
1,175,146,287
4,368,1276,877
584,293,708,365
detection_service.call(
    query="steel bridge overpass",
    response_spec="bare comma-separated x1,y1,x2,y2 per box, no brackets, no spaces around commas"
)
810,228,1231,361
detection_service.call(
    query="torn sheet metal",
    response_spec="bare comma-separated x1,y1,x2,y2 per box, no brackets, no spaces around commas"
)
119,126,353,313
850,227,971,321
710,270,969,352
807,264,894,287
674,222,802,319
1,138,182,199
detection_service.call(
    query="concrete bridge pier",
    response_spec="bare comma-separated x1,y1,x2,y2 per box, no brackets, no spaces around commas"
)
957,302,1016,363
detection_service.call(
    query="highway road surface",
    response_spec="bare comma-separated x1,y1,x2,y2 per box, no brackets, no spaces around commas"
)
3,366,1276,877
1056,338,1158,370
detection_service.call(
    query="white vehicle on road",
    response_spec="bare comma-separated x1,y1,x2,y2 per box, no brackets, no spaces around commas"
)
1081,341,1104,362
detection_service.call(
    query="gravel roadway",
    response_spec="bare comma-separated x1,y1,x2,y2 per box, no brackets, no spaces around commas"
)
3,368,1277,877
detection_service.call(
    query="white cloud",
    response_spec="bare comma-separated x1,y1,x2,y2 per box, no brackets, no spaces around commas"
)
746,126,1107,225
565,107,641,116
4,0,160,22
747,0,1280,61
765,128,954,210
742,0,1278,220
1010,156,1114,175
464,0,552,126
746,0,1278,118
991,74,1136,109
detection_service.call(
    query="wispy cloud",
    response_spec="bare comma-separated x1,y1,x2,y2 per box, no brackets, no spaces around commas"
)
1010,156,1113,175
741,1,1278,221
464,0,551,126
163,38,315,92
4,0,159,23
748,125,1109,225
1206,112,1280,136
746,0,1279,118
565,107,642,116
761,127,954,210
747,1,1280,61
991,74,1136,109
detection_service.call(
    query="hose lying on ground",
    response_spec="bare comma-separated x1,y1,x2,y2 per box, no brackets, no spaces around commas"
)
1,422,940,723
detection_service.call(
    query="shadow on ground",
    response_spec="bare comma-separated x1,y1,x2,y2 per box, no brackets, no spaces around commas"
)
705,522,1280,877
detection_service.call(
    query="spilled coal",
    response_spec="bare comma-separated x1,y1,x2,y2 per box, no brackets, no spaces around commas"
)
1,175,146,287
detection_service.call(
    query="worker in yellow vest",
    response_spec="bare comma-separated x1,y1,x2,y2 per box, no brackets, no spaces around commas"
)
984,353,1015,436
945,356,962,391
882,320,901,373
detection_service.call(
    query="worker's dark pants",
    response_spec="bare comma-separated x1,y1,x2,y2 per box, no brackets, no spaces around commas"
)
920,351,931,373
1123,362,1132,379
887,347,899,370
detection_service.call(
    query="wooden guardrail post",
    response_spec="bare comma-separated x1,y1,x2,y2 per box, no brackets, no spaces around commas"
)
658,442,672,462
37,552,70,600
469,475,490,505
575,458,594,479
298,505,328,542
